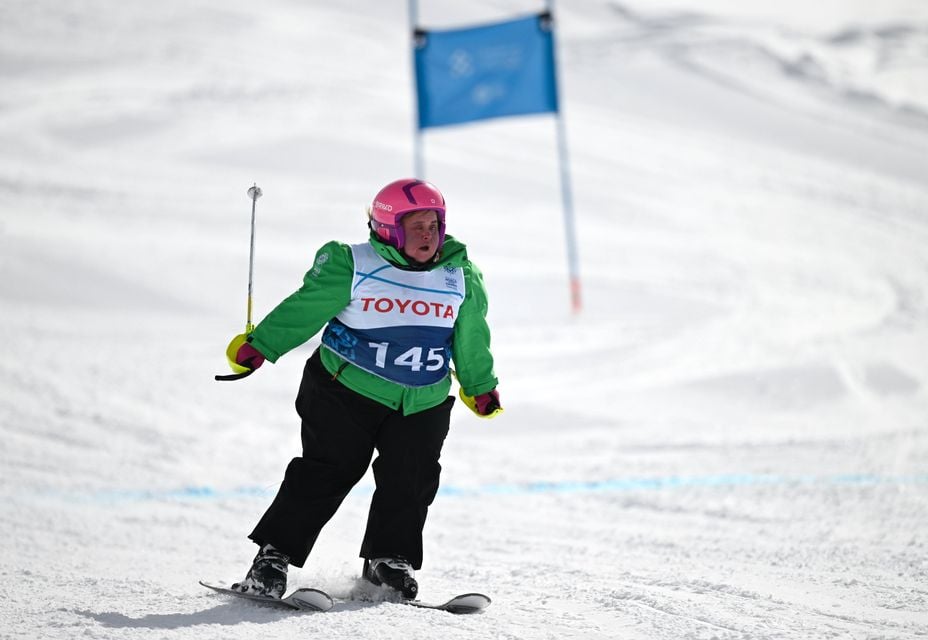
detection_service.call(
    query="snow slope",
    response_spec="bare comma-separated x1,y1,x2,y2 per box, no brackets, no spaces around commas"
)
1,1,927,638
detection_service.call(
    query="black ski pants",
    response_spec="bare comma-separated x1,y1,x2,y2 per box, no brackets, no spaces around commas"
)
249,348,453,569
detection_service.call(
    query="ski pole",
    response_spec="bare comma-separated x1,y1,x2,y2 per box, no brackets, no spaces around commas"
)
245,183,261,334
216,183,263,381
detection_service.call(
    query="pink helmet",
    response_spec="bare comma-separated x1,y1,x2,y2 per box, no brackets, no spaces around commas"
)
370,178,446,250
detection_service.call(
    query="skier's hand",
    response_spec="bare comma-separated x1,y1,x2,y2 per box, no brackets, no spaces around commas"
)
216,334,265,381
223,333,265,374
474,390,501,415
459,388,502,419
235,341,265,371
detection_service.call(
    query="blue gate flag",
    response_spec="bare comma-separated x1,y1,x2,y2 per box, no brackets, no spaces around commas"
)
414,13,558,129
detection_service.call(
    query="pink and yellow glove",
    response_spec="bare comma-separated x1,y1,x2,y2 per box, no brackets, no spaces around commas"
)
459,388,502,419
235,341,265,371
225,333,266,374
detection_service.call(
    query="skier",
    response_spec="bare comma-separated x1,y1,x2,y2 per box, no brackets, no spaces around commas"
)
225,178,501,600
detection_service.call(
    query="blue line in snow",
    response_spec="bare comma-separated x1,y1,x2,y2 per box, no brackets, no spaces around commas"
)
32,473,928,505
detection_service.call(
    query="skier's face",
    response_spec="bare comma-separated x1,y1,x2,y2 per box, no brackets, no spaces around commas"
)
401,209,440,263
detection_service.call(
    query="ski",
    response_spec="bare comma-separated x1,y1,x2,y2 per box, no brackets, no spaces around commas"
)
404,592,491,614
199,580,333,612
201,580,488,614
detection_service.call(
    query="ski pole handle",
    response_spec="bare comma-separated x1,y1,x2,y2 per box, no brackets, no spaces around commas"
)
216,333,259,381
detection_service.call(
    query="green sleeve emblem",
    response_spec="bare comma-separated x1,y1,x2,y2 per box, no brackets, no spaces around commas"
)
310,251,330,277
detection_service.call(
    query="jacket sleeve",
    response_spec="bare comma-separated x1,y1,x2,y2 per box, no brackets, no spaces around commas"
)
248,241,353,363
451,260,498,396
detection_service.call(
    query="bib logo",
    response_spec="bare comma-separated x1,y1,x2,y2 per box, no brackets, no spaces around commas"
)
361,297,455,319
443,266,460,292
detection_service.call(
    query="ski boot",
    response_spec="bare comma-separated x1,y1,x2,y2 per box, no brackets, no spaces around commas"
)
363,556,418,599
232,544,289,598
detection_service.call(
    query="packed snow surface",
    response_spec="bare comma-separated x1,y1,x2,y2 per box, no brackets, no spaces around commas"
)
1,1,927,638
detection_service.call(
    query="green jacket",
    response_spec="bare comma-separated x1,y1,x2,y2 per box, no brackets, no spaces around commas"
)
249,234,498,415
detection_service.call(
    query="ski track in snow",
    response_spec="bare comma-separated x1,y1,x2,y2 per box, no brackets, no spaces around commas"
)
2,1,928,638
